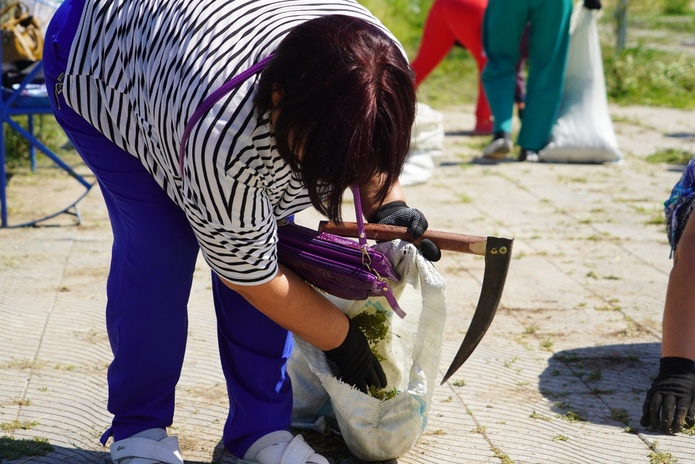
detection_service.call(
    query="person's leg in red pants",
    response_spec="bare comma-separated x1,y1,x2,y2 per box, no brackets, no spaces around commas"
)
410,0,491,134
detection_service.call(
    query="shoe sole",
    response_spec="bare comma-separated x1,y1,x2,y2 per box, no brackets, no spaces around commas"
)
483,146,511,160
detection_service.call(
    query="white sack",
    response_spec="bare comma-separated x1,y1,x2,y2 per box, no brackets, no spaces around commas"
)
400,103,444,186
539,5,621,164
289,241,447,461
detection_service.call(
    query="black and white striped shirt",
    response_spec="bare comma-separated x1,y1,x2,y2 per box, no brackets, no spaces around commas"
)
62,0,400,285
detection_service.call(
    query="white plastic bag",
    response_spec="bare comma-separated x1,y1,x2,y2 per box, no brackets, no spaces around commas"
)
400,103,444,186
289,241,447,461
539,5,621,164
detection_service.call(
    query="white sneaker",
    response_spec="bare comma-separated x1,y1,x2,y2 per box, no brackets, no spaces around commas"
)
519,149,539,162
110,428,183,464
483,132,512,159
240,431,328,464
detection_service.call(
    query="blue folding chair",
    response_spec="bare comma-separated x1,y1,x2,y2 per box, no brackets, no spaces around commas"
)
0,55,93,227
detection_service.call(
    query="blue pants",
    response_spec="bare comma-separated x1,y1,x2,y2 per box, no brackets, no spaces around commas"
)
43,0,293,457
482,0,573,151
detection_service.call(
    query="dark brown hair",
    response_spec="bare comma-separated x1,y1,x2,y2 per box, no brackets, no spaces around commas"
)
254,15,416,222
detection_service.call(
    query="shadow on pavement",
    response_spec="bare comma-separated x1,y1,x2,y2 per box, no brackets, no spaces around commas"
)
1,440,234,464
293,429,398,464
539,342,660,429
1,443,110,463
665,132,695,139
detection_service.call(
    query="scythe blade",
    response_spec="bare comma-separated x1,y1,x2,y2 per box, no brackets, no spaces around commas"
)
440,235,513,384
317,222,513,384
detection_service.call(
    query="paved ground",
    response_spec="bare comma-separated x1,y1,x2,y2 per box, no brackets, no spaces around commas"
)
1,104,695,463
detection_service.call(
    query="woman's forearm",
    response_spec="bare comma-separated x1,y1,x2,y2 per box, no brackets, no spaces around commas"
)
661,264,695,360
661,216,695,360
220,265,349,351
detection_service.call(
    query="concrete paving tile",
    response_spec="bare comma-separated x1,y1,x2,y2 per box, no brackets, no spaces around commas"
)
405,388,497,463
642,432,695,464
0,371,25,419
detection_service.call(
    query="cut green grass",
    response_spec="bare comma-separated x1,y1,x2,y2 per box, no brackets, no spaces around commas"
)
649,442,678,464
491,446,514,464
611,408,630,425
530,411,553,421
0,436,53,461
646,147,693,164
559,411,588,423
1,420,39,432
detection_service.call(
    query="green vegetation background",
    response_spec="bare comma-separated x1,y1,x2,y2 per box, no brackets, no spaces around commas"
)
4,0,695,168
359,0,695,110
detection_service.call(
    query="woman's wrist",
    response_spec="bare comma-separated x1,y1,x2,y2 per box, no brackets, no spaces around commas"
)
313,311,350,351
660,357,695,373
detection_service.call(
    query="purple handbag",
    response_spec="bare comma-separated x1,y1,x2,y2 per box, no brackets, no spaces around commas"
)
179,57,405,318
277,186,404,318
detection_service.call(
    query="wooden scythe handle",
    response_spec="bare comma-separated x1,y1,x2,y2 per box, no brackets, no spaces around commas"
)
318,221,488,256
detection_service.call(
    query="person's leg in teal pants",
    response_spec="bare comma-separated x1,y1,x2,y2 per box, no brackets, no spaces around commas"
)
518,0,573,152
482,0,573,158
482,0,529,138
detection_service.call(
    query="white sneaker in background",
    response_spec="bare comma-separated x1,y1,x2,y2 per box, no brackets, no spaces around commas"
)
483,132,512,160
519,149,539,162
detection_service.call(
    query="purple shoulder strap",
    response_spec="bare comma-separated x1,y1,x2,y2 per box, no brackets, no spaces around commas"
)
178,54,274,174
350,186,368,248
351,185,405,318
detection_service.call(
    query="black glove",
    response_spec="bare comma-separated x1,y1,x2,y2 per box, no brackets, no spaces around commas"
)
640,357,695,433
323,316,387,393
369,201,442,262
584,0,601,10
